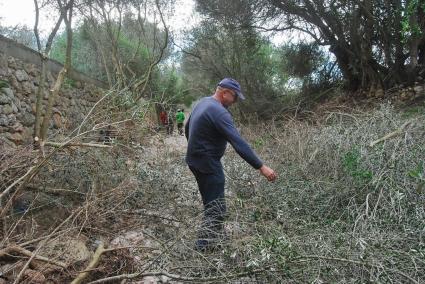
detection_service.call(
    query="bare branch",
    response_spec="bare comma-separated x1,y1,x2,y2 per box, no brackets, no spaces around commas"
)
0,245,67,268
71,242,106,284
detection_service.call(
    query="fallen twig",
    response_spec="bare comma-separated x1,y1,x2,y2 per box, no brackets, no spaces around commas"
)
12,210,79,284
44,141,113,148
88,268,270,283
71,241,106,284
369,120,413,147
0,245,67,268
0,166,36,202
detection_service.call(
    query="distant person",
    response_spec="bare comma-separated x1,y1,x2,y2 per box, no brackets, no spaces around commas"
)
185,78,277,251
176,109,185,136
159,110,168,128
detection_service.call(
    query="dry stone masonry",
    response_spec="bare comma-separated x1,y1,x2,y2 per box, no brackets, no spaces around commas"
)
0,51,104,150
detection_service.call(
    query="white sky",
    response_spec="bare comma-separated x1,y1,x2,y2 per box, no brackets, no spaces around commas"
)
0,0,287,46
0,0,198,35
0,0,39,28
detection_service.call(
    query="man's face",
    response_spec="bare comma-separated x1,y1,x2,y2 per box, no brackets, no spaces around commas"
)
222,89,238,107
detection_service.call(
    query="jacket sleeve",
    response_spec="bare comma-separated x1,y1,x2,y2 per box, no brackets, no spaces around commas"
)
215,111,263,169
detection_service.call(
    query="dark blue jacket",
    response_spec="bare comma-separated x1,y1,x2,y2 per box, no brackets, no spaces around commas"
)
185,96,263,173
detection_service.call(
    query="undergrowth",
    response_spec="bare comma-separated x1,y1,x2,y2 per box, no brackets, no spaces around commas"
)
1,103,424,283
222,103,424,282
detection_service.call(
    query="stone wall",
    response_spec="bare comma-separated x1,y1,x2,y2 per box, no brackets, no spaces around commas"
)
0,35,107,89
0,51,104,149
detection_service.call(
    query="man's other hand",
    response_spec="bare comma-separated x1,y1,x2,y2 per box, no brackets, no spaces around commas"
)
259,165,277,182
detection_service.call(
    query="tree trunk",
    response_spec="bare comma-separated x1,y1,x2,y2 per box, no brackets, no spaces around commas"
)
40,0,74,142
34,57,47,139
39,69,68,141
330,44,361,91
407,0,420,68
99,46,113,88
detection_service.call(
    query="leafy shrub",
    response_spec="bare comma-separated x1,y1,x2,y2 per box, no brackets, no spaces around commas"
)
342,148,373,184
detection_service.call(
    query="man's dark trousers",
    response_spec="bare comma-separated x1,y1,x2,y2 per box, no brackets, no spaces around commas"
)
189,166,226,245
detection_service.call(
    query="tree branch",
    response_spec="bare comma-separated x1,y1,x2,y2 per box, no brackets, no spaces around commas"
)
369,120,414,147
44,142,113,148
71,242,106,284
0,245,67,268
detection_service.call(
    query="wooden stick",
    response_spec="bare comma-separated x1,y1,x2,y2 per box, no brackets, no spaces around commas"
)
0,245,67,268
369,120,413,147
44,142,113,148
88,268,270,283
0,166,36,201
71,242,106,284
12,210,79,283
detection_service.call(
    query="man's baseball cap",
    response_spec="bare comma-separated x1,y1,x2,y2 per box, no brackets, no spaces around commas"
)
218,78,245,100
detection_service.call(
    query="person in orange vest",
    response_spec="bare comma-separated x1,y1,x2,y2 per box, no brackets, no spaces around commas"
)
159,110,168,129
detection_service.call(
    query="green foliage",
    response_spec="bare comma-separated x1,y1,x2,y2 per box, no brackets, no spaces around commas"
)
401,0,425,42
342,148,373,184
50,35,66,63
181,19,289,117
251,235,297,269
0,79,9,89
408,161,424,192
253,137,264,148
280,43,322,79
50,13,170,88
151,66,192,107
62,78,76,89
408,161,424,179
181,91,196,107
181,4,345,117
279,42,341,100
51,28,108,81
234,0,425,91
401,102,425,118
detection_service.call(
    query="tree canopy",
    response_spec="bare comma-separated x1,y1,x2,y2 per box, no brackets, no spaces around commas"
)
1,0,424,116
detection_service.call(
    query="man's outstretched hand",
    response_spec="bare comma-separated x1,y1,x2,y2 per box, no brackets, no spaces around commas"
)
259,165,277,182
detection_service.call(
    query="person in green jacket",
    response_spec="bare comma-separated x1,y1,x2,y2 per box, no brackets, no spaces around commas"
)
176,109,185,135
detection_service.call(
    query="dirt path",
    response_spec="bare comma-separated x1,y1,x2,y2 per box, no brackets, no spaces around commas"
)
140,132,187,162
163,133,187,153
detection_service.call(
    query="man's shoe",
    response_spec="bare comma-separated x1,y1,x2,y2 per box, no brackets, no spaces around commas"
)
195,239,207,251
195,238,224,252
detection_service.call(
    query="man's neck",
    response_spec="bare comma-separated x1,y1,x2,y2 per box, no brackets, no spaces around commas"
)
212,93,223,104
212,93,230,109
212,93,218,99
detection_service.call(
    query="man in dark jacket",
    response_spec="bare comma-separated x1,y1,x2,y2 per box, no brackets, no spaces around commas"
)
185,78,277,251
